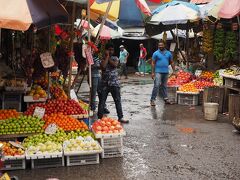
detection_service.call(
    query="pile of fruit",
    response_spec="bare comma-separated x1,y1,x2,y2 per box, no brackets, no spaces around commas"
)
193,81,215,90
202,29,213,53
27,85,47,99
0,142,24,156
23,129,94,148
179,82,199,93
213,70,223,86
199,71,214,81
34,74,48,89
0,116,44,135
50,84,68,100
27,141,62,155
167,76,177,87
64,136,101,152
43,114,88,131
0,110,20,120
92,117,124,134
24,99,87,116
176,71,192,85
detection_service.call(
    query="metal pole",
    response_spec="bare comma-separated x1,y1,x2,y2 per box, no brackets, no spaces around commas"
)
95,1,113,45
68,2,76,97
87,0,92,114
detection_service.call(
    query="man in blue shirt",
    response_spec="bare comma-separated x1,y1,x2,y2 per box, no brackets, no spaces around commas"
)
119,45,129,79
150,41,175,106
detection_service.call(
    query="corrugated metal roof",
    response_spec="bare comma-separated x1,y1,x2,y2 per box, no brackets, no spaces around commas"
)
190,0,212,4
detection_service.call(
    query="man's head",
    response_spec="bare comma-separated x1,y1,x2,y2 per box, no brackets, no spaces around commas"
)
158,41,165,51
105,43,115,56
119,45,124,51
139,43,144,48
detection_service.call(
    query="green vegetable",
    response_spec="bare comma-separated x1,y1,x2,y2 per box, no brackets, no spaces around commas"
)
214,29,225,62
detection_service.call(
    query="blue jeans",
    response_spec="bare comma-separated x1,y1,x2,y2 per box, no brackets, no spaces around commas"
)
138,58,146,73
150,73,169,101
90,76,100,111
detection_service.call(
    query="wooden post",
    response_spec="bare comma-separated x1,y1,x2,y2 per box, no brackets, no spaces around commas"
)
229,94,240,122
68,2,76,97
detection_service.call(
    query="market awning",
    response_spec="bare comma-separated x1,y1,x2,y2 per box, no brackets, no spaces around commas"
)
0,0,68,31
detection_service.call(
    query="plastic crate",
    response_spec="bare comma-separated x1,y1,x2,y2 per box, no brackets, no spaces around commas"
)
177,92,199,106
101,147,123,159
2,155,26,170
100,137,123,149
65,153,100,166
26,153,64,169
167,87,178,103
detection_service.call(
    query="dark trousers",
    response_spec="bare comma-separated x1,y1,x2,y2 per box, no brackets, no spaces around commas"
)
120,63,127,77
98,85,123,120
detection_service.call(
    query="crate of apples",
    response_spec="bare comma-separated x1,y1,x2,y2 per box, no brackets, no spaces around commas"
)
92,117,125,138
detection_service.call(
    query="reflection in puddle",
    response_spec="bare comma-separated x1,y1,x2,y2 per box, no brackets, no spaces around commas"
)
123,146,150,179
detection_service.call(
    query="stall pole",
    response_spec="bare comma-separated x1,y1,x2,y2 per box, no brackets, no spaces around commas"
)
87,0,92,114
95,1,113,45
68,2,76,97
237,16,240,63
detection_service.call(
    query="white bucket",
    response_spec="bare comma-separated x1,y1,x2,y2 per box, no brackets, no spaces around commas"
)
204,103,219,121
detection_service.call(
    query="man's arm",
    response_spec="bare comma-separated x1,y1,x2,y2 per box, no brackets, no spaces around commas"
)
109,57,119,68
151,58,156,80
101,51,110,69
143,48,147,59
169,53,175,73
125,51,129,63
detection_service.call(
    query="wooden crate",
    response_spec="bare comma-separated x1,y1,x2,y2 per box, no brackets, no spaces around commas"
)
203,87,225,113
229,94,240,122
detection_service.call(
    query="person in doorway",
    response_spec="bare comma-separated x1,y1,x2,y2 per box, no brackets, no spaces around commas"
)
119,45,129,79
150,41,175,106
138,43,147,76
98,43,129,123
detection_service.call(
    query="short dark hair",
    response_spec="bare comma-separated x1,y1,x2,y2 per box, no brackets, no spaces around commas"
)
105,43,114,50
159,40,165,45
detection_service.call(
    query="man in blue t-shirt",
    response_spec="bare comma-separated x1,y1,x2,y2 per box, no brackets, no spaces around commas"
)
150,41,175,106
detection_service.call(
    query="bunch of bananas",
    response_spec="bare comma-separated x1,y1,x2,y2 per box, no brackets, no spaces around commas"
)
202,29,213,53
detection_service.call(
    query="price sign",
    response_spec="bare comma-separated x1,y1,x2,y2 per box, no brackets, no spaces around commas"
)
33,107,45,119
70,89,78,102
84,47,94,65
9,141,25,150
40,52,55,68
195,70,202,77
45,123,58,135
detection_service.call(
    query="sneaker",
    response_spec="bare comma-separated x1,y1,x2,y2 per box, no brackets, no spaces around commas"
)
150,101,156,106
118,119,129,123
103,108,110,114
164,99,173,105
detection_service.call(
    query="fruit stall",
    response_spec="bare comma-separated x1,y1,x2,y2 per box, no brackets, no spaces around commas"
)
168,66,240,123
0,109,126,170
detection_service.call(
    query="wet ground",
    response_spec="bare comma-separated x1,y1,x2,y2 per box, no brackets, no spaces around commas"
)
9,75,240,180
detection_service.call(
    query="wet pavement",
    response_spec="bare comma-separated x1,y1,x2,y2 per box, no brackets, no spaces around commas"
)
9,75,240,180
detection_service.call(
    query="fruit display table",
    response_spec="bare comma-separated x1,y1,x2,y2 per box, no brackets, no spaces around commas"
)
222,75,240,92
24,96,47,108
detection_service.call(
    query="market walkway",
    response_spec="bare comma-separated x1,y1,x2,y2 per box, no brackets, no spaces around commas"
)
10,76,240,180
